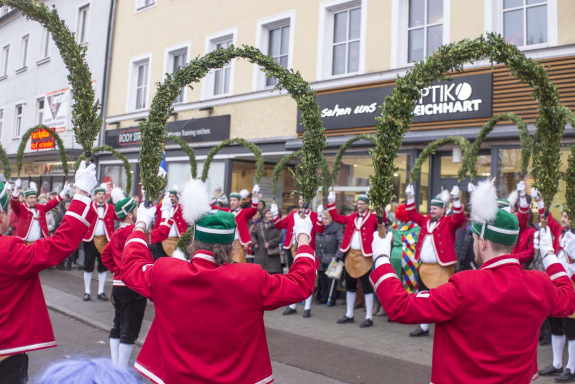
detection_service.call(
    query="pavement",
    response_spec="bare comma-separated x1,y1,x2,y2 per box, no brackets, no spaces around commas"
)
37,266,563,383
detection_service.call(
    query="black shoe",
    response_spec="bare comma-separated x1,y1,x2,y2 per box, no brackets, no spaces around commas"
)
303,309,311,318
555,368,575,382
78,265,84,271
538,364,563,376
65,265,72,271
359,319,373,328
409,326,429,337
97,293,109,301
56,263,65,270
83,293,91,301
387,318,394,323
337,316,355,324
282,307,297,316
540,338,552,346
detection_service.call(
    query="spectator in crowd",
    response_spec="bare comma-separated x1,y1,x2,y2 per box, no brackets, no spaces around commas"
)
38,194,57,235
132,194,140,206
315,210,343,305
390,203,420,292
258,200,266,211
49,191,65,230
251,208,283,274
210,184,229,207
37,358,140,384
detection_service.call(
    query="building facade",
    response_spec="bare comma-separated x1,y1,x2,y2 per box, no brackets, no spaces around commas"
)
0,1,113,194
103,0,575,215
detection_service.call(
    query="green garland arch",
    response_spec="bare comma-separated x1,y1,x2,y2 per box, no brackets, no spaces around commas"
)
410,136,471,184
271,151,330,199
0,144,11,180
165,135,198,179
465,113,531,180
201,138,264,184
331,134,376,187
563,110,575,218
140,45,324,205
1,0,102,156
369,33,569,217
75,145,132,193
16,125,68,178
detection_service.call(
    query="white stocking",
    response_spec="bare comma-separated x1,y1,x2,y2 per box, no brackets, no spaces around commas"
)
83,271,92,294
118,343,134,369
345,291,356,318
420,324,429,332
98,271,107,295
552,335,566,369
289,303,296,310
110,338,120,365
365,293,374,320
567,340,575,371
304,296,312,310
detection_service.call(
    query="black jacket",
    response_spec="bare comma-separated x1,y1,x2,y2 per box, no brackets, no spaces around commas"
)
315,222,344,271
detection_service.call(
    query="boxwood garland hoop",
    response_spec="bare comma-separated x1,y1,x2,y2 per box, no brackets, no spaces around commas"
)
369,33,569,227
0,144,11,180
563,109,575,219
75,145,132,193
16,125,68,178
140,45,325,207
271,151,330,200
410,136,471,184
1,0,102,157
331,134,376,188
165,135,198,179
465,113,531,180
201,138,264,184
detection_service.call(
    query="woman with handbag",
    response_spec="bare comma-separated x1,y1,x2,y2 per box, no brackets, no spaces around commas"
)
251,209,283,274
316,211,344,305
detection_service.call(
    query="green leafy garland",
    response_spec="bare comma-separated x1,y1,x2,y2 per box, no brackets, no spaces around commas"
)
410,136,471,184
563,110,575,219
75,145,132,193
271,151,330,198
331,134,376,187
176,226,193,260
201,138,264,183
141,45,324,206
16,125,69,177
465,113,531,179
369,33,567,217
0,144,11,180
0,0,102,156
165,135,197,179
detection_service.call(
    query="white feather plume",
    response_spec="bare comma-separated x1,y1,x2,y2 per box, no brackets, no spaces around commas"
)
439,189,450,208
111,187,126,205
240,189,250,200
470,178,498,224
181,179,211,225
507,190,518,209
30,181,37,192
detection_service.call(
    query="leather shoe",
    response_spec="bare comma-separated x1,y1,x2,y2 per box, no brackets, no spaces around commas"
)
555,368,575,382
303,309,311,318
409,326,429,337
97,293,109,301
539,364,563,376
282,307,297,316
83,293,91,301
359,319,373,328
337,316,354,324
78,265,84,271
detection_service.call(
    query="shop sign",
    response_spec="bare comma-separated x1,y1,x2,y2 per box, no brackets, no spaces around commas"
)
20,163,42,177
42,162,77,175
106,115,231,148
43,88,69,133
297,73,493,132
30,127,55,150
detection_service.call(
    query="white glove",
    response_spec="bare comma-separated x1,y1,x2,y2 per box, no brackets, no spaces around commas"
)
561,232,575,261
534,231,539,251
5,182,11,191
136,203,157,231
517,181,525,197
539,226,554,257
160,193,173,212
405,184,415,198
59,182,70,199
450,186,460,200
317,204,324,216
293,213,313,243
467,183,475,193
13,179,21,197
252,184,260,195
73,161,97,194
270,203,279,217
531,187,540,200
372,231,393,258
328,191,335,204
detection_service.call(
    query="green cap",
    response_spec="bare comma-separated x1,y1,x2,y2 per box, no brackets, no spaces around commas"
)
194,209,237,244
168,190,178,196
430,198,445,208
497,199,510,208
229,192,241,200
115,197,137,219
357,194,370,204
94,186,106,195
472,208,519,245
24,188,37,198
0,182,9,211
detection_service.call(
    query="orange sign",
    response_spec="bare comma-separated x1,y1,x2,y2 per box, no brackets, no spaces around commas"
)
30,127,55,150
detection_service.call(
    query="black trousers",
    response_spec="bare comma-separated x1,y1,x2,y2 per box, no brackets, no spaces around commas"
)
84,240,108,273
345,270,373,294
110,286,147,344
317,271,330,302
417,272,429,292
285,247,295,269
151,242,168,261
0,353,28,384
549,316,575,340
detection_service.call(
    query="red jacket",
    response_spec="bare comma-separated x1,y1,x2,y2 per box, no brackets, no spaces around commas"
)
9,210,17,234
212,202,258,248
152,203,187,238
10,194,63,240
371,254,575,384
83,202,116,242
101,221,173,286
326,204,383,257
274,208,324,251
514,205,536,265
0,195,96,357
406,201,465,266
121,230,318,384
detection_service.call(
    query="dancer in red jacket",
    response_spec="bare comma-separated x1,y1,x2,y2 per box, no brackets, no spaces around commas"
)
0,161,98,383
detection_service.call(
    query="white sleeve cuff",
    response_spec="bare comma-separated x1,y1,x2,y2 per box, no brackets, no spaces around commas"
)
453,200,461,208
537,200,545,210
375,256,391,269
519,196,528,209
72,194,91,205
543,254,560,269
407,197,415,205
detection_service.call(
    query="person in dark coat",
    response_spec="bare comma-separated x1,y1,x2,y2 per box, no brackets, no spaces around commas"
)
251,209,283,274
315,211,344,304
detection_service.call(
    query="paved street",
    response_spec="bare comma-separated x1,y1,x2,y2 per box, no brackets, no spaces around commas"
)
37,266,562,383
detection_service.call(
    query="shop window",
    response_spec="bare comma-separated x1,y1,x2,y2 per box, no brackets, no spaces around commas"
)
101,164,129,194
418,156,430,214
2,44,9,76
165,43,189,104
407,0,443,63
76,4,90,45
39,27,50,61
167,161,225,199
